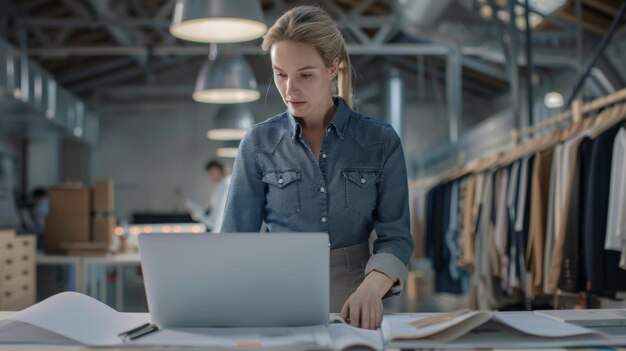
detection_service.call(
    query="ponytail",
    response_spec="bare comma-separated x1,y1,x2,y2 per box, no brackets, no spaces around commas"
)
337,46,353,108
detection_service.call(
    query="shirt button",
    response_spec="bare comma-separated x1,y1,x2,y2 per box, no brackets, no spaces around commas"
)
360,177,366,184
320,187,325,193
327,127,331,133
321,217,327,223
321,153,327,159
278,178,284,184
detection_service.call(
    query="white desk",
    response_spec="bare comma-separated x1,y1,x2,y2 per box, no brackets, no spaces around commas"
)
83,253,141,311
3,309,626,350
36,253,141,311
35,255,84,293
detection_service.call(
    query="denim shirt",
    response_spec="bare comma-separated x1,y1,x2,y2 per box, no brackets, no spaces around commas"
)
221,97,414,296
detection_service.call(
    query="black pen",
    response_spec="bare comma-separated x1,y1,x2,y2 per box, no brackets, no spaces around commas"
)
118,323,159,342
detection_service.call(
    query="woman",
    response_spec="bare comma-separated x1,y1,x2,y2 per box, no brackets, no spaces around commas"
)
221,6,413,330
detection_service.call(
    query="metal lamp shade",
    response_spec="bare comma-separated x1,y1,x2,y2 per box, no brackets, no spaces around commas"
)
170,0,267,43
217,140,241,158
207,104,255,140
193,55,260,104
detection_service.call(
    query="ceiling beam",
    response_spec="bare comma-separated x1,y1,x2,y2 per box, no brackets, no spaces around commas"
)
69,57,185,94
85,0,149,75
19,15,395,29
28,43,453,57
4,1,54,47
27,42,584,69
461,57,508,82
154,0,177,44
348,0,377,15
556,4,608,35
57,58,133,85
583,0,620,17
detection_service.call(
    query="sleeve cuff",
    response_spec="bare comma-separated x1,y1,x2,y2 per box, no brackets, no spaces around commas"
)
365,252,409,299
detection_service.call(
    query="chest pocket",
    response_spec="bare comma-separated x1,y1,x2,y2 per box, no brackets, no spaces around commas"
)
343,169,382,216
262,169,301,216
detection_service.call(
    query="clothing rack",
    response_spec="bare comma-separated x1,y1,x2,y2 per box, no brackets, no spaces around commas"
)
411,88,626,189
415,88,626,309
517,88,626,139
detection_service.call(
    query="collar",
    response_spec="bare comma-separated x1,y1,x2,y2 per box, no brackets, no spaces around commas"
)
288,96,351,142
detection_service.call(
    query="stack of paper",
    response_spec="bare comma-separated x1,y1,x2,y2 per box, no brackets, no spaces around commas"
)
0,292,383,351
382,310,626,349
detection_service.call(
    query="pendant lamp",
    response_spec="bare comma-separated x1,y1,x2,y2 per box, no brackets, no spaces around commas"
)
207,104,255,140
193,54,260,104
217,140,241,158
170,0,267,43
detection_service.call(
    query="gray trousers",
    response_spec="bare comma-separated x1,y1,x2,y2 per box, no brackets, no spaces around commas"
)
330,241,370,313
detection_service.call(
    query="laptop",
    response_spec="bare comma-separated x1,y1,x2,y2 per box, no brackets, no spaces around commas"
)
138,233,329,328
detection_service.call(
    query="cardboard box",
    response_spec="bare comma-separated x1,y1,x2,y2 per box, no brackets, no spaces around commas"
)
92,214,115,246
92,180,114,213
48,186,90,216
44,215,90,253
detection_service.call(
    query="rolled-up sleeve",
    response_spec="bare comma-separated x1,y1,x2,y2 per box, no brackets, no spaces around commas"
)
366,126,414,298
220,129,265,233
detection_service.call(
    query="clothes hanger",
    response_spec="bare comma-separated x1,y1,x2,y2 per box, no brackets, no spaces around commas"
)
588,103,625,139
585,104,618,137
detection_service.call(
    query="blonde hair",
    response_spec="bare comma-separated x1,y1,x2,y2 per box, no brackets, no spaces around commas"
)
261,6,353,108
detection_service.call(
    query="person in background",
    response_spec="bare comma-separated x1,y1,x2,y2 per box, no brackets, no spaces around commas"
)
31,186,65,300
221,6,413,330
186,160,231,232
31,187,49,250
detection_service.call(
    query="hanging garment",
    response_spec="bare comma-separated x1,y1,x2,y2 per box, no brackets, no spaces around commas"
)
474,170,496,309
547,135,584,294
410,186,430,260
605,127,626,269
494,167,510,284
426,184,445,274
456,178,468,270
473,170,521,309
426,183,466,294
445,181,461,280
582,123,626,293
506,160,521,293
527,147,554,297
469,173,486,266
559,135,587,293
453,179,472,292
517,156,535,295
461,175,477,269
543,144,563,295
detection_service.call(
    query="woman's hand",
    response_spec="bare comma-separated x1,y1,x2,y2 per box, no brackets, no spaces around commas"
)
340,271,395,330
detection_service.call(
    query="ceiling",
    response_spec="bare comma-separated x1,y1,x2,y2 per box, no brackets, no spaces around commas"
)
1,0,625,108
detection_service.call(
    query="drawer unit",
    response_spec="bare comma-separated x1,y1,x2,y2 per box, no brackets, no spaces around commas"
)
1,265,36,290
0,233,36,311
0,283,35,311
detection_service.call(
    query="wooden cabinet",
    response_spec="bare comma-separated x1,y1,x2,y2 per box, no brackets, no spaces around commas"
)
0,231,36,310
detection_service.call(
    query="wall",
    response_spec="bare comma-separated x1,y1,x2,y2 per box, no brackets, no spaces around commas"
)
0,136,19,158
62,139,90,185
27,138,61,193
0,134,23,194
